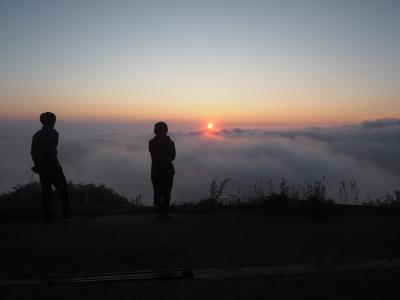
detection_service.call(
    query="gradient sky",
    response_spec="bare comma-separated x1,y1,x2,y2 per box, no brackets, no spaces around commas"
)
1,0,399,127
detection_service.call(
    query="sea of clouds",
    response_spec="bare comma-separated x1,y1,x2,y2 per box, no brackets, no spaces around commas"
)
1,118,399,204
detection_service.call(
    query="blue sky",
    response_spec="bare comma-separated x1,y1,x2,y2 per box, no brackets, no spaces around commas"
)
1,0,399,126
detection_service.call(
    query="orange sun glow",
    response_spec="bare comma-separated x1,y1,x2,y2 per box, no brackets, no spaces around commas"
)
207,123,214,129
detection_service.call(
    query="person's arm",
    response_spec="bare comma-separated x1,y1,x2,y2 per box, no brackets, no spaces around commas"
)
54,130,59,147
171,141,176,161
149,140,154,160
31,134,40,166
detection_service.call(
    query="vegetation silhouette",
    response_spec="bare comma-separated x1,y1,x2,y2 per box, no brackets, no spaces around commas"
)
1,178,399,222
174,177,336,216
0,182,140,221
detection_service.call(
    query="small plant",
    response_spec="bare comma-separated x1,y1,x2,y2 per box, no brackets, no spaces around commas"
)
178,178,233,213
366,190,400,208
262,177,291,211
339,180,348,203
247,177,335,216
208,178,231,202
350,181,360,205
361,190,400,208
195,178,232,211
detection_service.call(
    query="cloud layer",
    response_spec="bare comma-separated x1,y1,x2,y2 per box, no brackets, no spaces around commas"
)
1,119,399,204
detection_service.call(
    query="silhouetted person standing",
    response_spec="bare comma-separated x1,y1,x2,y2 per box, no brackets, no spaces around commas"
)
149,122,175,217
31,112,72,221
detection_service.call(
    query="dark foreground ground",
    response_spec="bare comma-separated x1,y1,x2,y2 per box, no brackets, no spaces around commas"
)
2,269,400,300
1,209,399,299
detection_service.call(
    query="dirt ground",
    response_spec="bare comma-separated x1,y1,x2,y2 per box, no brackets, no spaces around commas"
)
2,268,400,300
1,210,399,299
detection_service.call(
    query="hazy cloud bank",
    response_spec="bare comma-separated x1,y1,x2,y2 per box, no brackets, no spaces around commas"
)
1,119,399,203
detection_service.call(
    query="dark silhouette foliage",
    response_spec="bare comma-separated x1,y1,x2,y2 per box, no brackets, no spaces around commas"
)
1,178,399,222
0,181,144,222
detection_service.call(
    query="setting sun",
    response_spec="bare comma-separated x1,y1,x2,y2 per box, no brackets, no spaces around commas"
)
208,123,214,129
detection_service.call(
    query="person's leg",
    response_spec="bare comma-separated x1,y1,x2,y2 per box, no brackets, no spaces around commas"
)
152,179,162,214
39,172,53,221
52,168,72,219
162,175,174,212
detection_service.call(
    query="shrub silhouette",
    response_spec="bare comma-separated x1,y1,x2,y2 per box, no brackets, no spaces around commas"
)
173,178,232,212
364,190,400,208
1,177,398,221
0,181,142,221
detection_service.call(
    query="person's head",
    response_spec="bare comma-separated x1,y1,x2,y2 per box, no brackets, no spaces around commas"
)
154,121,168,136
40,112,56,127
